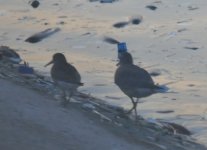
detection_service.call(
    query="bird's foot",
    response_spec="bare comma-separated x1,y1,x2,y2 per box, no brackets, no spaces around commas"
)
60,98,70,107
135,115,143,120
114,112,130,120
134,115,144,125
125,109,134,115
119,109,143,122
113,109,132,119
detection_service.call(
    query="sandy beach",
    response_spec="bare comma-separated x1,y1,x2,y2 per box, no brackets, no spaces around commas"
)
1,78,158,150
1,0,207,148
0,68,206,150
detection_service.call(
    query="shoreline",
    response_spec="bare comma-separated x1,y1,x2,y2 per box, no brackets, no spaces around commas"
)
0,60,206,150
0,79,150,150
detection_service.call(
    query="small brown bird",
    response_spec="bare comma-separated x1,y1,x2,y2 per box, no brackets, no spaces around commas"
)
45,53,83,106
115,52,164,117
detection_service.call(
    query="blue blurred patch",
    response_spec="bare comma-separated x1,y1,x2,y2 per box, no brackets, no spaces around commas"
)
117,42,127,53
18,65,34,74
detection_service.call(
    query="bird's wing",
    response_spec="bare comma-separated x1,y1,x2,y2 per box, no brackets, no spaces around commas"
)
52,63,81,84
115,65,155,90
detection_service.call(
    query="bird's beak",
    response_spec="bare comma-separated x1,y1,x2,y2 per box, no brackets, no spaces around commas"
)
44,60,53,67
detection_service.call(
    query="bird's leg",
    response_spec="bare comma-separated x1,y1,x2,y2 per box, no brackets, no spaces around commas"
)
126,107,134,114
127,97,141,121
134,98,139,120
62,90,66,99
125,97,136,114
66,91,73,103
61,90,68,106
116,98,139,120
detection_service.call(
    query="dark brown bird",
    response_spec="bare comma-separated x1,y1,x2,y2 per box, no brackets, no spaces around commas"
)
45,53,83,106
115,52,164,117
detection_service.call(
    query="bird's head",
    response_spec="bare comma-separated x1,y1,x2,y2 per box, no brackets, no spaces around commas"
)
45,53,67,67
118,52,133,66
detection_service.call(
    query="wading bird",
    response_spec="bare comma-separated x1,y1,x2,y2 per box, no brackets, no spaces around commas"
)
45,53,83,106
115,52,165,118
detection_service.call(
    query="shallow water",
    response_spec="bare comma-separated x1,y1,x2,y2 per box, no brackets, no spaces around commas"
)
1,0,207,146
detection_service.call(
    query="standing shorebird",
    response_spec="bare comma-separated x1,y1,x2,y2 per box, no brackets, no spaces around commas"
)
45,53,83,106
115,52,164,118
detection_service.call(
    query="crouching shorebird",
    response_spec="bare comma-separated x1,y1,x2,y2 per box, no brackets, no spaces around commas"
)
115,52,167,118
0,46,22,64
45,53,83,106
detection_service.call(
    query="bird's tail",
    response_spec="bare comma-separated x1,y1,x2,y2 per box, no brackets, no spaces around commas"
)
154,80,180,93
153,84,169,93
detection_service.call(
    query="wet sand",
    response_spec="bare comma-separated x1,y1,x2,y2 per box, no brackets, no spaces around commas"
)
0,0,207,146
1,69,206,150
0,79,158,150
